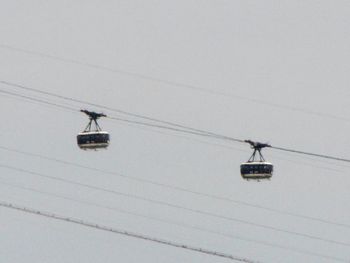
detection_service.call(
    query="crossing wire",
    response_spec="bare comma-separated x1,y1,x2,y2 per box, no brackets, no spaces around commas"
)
2,88,350,175
2,80,350,163
1,144,350,230
0,86,242,142
270,146,350,163
1,164,350,248
1,44,349,123
0,88,223,141
0,88,77,112
0,200,258,263
1,181,347,262
3,87,350,175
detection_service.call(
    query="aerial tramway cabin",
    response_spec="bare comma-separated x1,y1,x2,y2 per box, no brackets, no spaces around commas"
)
77,110,110,150
240,140,273,181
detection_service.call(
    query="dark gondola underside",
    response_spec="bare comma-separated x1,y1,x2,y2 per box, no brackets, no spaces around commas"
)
77,131,110,150
240,162,273,180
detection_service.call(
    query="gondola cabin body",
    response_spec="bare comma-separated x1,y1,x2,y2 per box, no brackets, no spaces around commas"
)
241,140,273,181
240,161,273,180
77,110,110,150
77,131,110,150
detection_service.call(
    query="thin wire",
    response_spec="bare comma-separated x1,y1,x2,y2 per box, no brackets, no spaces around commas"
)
1,164,350,248
271,146,350,163
0,89,234,148
3,89,348,175
1,44,349,123
0,80,244,143
0,88,77,113
0,86,242,143
0,200,257,263
1,181,347,262
1,145,350,230
1,46,349,261
108,116,241,142
3,86,350,174
4,80,350,164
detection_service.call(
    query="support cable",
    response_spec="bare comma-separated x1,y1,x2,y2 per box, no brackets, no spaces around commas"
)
0,44,349,123
1,164,350,247
0,181,347,262
0,200,257,263
3,81,350,163
1,145,349,229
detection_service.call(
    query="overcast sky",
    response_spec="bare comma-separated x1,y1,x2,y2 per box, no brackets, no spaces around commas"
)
1,1,350,262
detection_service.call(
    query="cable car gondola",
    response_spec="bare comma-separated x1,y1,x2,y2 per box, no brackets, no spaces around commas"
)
77,110,110,150
240,140,273,181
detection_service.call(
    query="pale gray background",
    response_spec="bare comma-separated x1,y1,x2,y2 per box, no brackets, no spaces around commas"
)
0,1,350,262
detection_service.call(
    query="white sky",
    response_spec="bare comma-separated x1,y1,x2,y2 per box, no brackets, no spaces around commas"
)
0,1,350,262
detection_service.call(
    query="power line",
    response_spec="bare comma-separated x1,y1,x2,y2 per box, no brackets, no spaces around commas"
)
0,88,238,150
1,164,350,248
0,91,248,152
271,146,350,163
0,88,77,112
3,87,350,175
1,181,347,262
2,88,350,175
0,80,242,143
1,44,349,123
0,83,242,143
0,200,257,263
1,42,349,263
2,80,350,163
107,115,243,142
0,87,247,152
1,144,350,230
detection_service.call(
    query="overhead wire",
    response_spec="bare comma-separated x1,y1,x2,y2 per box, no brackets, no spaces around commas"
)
107,115,243,142
0,88,77,113
0,82,242,142
0,181,347,262
1,164,350,248
2,88,350,175
0,87,248,154
120,124,350,175
1,144,350,230
1,44,349,123
3,89,349,175
0,88,249,152
0,89,236,150
1,43,350,262
0,200,257,263
0,81,350,242
0,88,223,141
1,80,350,259
2,80,350,163
270,146,350,163
0,87,79,111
